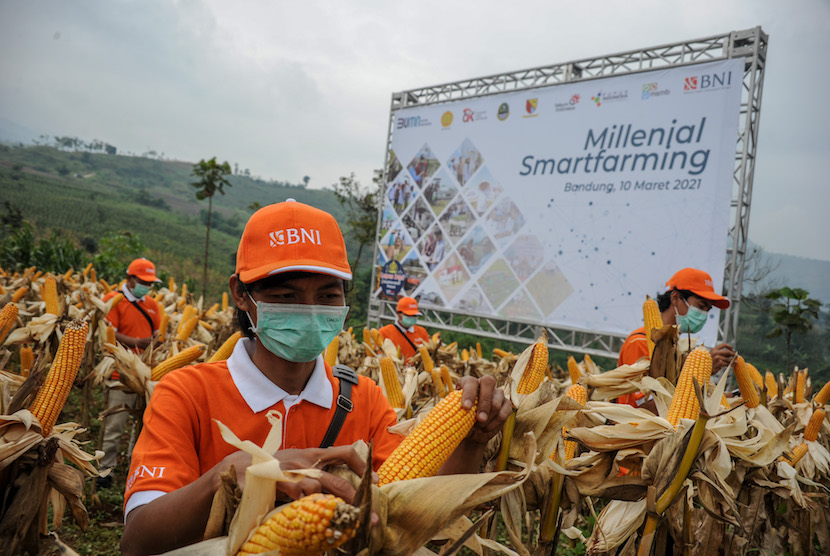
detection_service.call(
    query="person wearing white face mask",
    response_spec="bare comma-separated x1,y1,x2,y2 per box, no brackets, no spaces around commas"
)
121,201,512,556
98,258,162,488
617,267,735,409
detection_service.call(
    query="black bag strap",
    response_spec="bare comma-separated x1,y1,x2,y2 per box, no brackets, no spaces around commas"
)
129,300,155,334
320,364,358,448
394,323,419,352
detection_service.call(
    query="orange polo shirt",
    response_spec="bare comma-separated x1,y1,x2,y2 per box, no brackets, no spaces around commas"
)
124,339,401,517
617,327,648,407
104,285,161,378
378,322,429,360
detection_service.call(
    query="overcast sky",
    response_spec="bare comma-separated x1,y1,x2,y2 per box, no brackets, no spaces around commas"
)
1,0,828,262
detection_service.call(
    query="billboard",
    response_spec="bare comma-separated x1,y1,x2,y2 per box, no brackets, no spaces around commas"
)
376,58,744,345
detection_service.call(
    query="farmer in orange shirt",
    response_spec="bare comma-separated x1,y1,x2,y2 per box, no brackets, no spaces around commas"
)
121,201,511,555
98,258,162,488
377,296,430,360
618,268,735,409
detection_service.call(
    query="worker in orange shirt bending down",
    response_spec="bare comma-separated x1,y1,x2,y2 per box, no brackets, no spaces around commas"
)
618,268,735,409
377,296,430,360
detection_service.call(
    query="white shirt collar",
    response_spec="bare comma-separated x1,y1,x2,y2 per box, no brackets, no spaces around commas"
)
396,321,415,334
121,283,142,302
227,338,333,414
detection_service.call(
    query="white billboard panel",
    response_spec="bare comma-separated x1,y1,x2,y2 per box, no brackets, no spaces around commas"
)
377,58,744,345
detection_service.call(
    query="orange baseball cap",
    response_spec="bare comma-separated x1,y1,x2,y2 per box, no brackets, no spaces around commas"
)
126,258,161,283
236,200,352,283
665,268,729,309
396,296,422,316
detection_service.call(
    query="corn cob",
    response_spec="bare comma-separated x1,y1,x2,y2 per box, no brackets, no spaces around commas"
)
564,384,587,460
180,283,188,299
476,342,482,358
205,302,219,317
517,337,548,394
813,380,830,406
11,286,28,303
63,268,74,281
0,285,4,294
795,369,806,403
42,275,59,316
734,356,760,408
82,262,94,277
176,305,196,336
420,346,434,373
89,268,96,282
28,320,88,435
236,493,359,556
106,325,116,345
176,314,200,342
746,361,764,388
431,332,441,345
666,347,712,427
221,291,229,311
176,296,187,310
109,293,125,309
766,371,779,400
208,331,243,363
157,311,171,342
583,354,595,370
643,295,661,359
20,344,33,377
324,335,339,367
431,368,445,397
150,344,207,381
371,328,383,349
32,270,43,281
198,320,212,331
440,364,453,392
362,328,371,345
567,355,581,384
380,356,405,408
461,348,470,362
805,408,825,441
779,443,808,466
0,302,19,344
492,348,511,358
377,389,476,485
98,278,111,293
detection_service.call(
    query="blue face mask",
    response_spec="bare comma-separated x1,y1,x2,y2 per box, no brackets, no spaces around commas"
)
401,315,418,328
247,298,348,362
676,298,708,334
131,283,152,298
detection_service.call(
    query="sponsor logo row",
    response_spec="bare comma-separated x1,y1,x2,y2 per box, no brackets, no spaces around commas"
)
396,70,736,129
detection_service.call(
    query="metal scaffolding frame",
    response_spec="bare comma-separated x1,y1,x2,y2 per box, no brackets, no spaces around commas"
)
368,27,767,359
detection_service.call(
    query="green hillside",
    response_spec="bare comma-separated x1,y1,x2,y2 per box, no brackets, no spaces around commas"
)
0,144,351,300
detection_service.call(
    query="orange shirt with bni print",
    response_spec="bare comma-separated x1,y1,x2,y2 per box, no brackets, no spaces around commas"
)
617,326,648,407
124,340,402,516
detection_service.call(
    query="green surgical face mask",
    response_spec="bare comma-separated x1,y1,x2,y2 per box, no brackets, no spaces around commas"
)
131,283,152,298
676,298,708,334
401,316,418,328
247,298,348,362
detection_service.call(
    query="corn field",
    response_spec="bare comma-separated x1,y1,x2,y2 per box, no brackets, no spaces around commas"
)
1,265,829,555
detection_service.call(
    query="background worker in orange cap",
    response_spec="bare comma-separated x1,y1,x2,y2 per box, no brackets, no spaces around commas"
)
618,267,736,408
99,258,163,488
377,296,430,360
121,201,511,555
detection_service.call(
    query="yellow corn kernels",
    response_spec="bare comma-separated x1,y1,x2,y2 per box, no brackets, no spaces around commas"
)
0,302,19,345
324,336,339,367
666,347,712,427
151,344,207,381
236,493,359,556
380,356,405,409
567,355,581,385
643,295,662,359
805,408,825,442
28,320,88,435
377,389,476,485
734,356,760,408
208,331,243,363
517,338,548,394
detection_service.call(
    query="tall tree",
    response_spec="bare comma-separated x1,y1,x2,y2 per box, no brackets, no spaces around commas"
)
332,171,380,276
191,157,232,300
766,287,822,372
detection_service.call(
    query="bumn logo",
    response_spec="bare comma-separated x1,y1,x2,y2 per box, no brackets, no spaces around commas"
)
684,77,698,91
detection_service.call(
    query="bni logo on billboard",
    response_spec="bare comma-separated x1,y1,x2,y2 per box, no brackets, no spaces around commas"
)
684,71,733,93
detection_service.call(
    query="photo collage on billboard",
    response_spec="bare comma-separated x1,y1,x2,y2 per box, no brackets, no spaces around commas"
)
376,136,573,317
